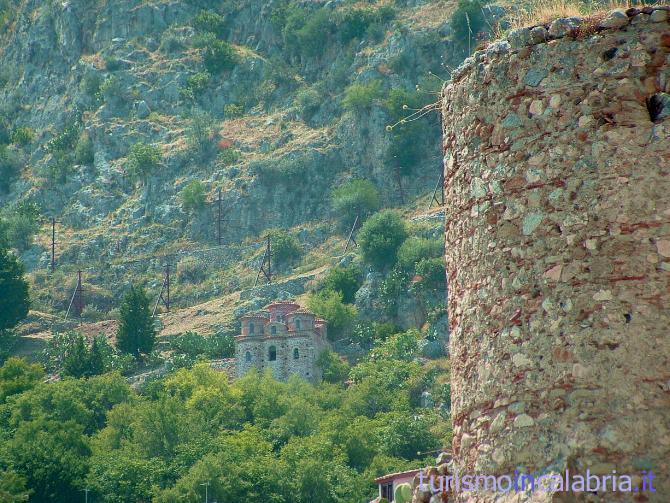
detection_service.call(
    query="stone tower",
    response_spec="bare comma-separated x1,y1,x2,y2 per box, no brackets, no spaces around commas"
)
438,7,670,502
234,301,329,382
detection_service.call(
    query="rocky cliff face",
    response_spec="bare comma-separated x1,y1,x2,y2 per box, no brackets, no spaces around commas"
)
0,0,468,314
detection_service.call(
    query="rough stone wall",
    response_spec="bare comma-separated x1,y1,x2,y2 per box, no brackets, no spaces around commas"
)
439,8,670,502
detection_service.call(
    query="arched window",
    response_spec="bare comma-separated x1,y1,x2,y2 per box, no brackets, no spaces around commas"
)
245,351,251,362
271,325,277,335
293,348,299,359
249,322,255,334
268,346,277,361
295,319,301,330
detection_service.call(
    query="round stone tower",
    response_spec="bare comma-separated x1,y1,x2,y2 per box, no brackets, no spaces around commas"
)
441,8,670,500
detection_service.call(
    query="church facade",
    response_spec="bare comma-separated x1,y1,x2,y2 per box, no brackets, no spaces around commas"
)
234,301,329,382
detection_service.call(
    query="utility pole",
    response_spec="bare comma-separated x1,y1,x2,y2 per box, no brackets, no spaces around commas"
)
51,217,56,272
153,264,171,316
82,488,89,503
200,481,210,503
254,235,272,286
74,270,84,324
343,213,360,254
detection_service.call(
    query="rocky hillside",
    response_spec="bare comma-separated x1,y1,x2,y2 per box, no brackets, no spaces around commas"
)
0,0,495,347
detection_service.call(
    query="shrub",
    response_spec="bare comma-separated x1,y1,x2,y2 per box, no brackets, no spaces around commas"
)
414,257,446,292
451,0,491,47
396,237,443,274
357,210,408,270
0,245,30,333
10,127,35,146
104,55,122,71
170,331,234,360
320,265,362,304
343,80,382,113
265,228,302,268
2,201,40,252
307,290,357,341
330,179,380,227
203,40,239,74
282,7,334,58
176,256,208,283
187,110,214,156
192,31,217,49
80,73,102,102
217,148,240,166
193,10,226,37
337,8,377,44
224,103,244,118
0,145,23,193
179,180,206,213
74,132,94,165
187,71,210,94
126,142,161,180
316,350,349,384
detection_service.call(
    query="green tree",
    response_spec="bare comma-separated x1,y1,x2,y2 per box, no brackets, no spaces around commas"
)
126,142,162,181
0,470,31,502
342,80,382,113
0,357,43,403
307,290,357,341
193,10,226,37
179,180,206,213
265,229,302,268
451,0,491,48
330,179,380,228
320,264,362,304
316,350,349,384
4,419,90,503
116,285,156,357
203,40,238,74
396,237,443,274
0,247,29,333
0,145,23,193
357,210,408,270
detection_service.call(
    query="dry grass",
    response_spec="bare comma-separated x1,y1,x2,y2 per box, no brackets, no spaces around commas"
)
506,0,656,30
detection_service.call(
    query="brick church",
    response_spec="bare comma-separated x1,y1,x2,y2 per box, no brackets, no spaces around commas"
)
234,301,330,382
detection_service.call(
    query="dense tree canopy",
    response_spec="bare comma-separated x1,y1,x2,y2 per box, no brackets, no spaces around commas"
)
0,246,29,334
0,332,449,503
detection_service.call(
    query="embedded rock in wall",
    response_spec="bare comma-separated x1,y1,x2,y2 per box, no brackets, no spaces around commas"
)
438,7,670,502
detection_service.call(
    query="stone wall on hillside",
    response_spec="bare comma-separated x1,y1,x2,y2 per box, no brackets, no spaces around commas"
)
424,6,670,503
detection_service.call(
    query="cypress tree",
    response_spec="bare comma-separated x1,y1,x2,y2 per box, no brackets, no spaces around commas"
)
116,285,155,357
0,246,30,334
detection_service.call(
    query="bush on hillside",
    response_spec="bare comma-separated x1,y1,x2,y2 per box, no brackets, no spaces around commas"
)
74,132,94,165
176,256,208,284
343,80,383,113
203,40,238,74
330,179,380,228
126,142,161,180
265,228,302,268
357,210,408,270
0,146,23,193
179,180,206,213
10,127,35,146
316,349,350,384
193,10,226,38
451,0,491,47
319,264,362,304
307,290,357,341
396,237,443,274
